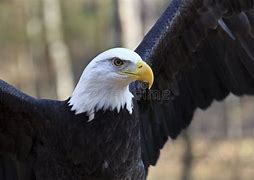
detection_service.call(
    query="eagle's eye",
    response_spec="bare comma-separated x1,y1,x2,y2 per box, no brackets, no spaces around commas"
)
112,58,124,67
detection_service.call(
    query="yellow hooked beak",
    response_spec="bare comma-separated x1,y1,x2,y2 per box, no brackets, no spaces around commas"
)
121,60,154,89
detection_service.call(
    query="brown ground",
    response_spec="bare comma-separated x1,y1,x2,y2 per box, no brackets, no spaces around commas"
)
148,138,254,180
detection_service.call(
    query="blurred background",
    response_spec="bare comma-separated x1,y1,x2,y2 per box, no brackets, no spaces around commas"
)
1,0,254,179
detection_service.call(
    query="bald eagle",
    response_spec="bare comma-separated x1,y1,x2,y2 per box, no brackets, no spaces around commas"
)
1,0,254,179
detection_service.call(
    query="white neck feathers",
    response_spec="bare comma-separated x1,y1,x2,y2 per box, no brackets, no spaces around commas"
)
68,69,134,116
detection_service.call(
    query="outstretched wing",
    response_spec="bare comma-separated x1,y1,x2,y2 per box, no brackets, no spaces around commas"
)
0,80,44,180
131,0,254,168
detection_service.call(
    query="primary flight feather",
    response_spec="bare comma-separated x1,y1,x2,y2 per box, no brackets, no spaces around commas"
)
1,0,254,179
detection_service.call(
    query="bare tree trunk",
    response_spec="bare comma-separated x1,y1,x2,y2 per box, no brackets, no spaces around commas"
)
140,0,156,33
12,0,37,97
24,0,57,98
117,0,143,49
113,0,122,46
225,95,242,138
42,0,74,99
181,130,193,180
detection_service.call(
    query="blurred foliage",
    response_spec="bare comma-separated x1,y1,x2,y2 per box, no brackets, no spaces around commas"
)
0,0,170,87
62,0,115,80
0,3,25,44
0,0,254,179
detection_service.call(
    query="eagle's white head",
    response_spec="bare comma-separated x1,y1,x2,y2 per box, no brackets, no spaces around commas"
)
68,48,153,119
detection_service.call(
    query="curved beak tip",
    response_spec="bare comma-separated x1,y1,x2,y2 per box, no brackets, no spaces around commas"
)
136,60,154,89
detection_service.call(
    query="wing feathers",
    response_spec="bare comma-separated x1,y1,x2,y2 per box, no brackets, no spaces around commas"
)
133,0,254,168
0,80,44,180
